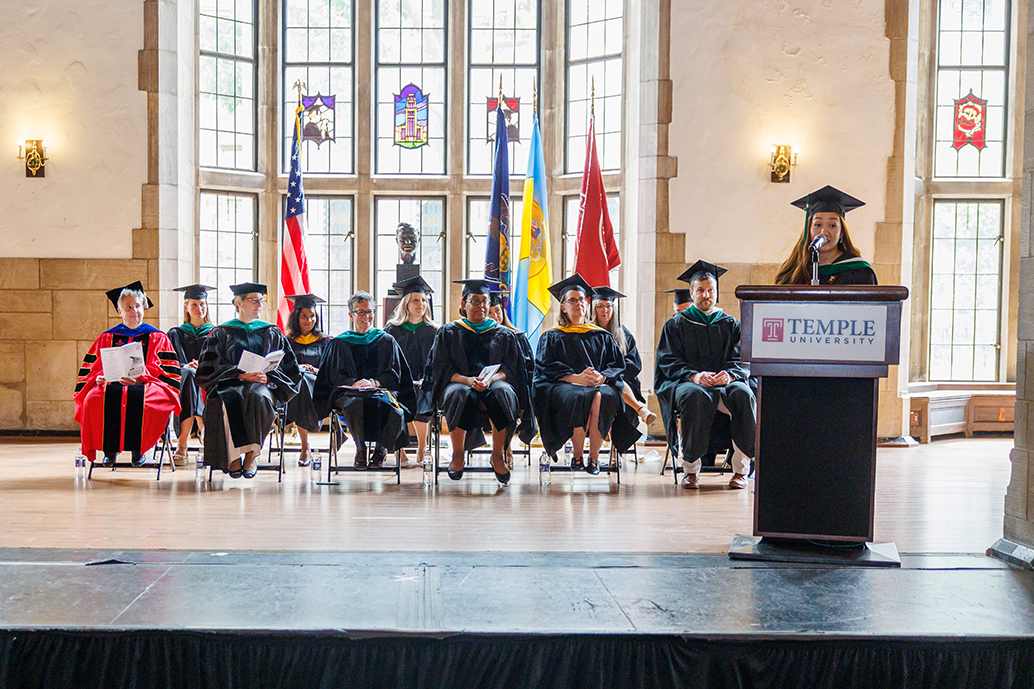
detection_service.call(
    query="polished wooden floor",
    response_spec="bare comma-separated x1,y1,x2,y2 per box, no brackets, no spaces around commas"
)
0,435,1011,554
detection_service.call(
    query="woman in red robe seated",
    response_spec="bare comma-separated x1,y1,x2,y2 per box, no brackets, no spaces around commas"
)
74,281,181,466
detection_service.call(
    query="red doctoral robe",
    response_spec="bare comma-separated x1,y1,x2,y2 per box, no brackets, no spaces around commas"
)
74,324,181,462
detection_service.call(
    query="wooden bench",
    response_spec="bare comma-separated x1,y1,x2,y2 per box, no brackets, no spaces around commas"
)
909,383,1015,444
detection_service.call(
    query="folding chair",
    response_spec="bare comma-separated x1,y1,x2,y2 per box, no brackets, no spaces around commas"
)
87,414,177,481
319,411,402,485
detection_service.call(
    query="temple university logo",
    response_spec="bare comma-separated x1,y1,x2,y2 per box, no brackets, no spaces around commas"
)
761,318,784,342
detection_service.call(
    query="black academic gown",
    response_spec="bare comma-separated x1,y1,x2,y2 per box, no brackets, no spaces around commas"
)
424,321,531,450
384,321,437,423
654,309,754,460
195,322,301,472
167,324,211,423
312,331,416,451
533,327,641,457
818,254,878,285
512,329,538,444
285,335,331,432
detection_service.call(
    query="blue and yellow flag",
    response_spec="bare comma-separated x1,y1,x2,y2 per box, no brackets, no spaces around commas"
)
484,104,511,317
513,113,552,353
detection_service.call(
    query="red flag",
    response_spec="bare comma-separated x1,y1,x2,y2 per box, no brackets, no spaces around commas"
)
573,110,619,287
279,106,311,330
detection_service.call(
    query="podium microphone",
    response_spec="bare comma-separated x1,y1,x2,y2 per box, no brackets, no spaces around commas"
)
808,235,827,253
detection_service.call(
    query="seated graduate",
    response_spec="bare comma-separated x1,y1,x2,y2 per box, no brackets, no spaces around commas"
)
195,283,301,479
312,291,416,469
424,279,530,484
487,290,538,467
283,293,332,467
167,283,215,465
533,274,641,474
775,185,878,286
74,281,181,467
664,287,692,314
654,260,754,490
383,276,438,466
590,286,657,426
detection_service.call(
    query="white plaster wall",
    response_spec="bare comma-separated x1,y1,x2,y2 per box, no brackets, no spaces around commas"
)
0,1,146,259
669,0,895,265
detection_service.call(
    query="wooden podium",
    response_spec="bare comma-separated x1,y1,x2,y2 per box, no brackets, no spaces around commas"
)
729,285,909,565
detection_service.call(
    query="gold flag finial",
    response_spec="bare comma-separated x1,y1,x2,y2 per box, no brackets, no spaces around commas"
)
498,75,504,104
533,81,538,115
590,77,595,114
292,80,306,107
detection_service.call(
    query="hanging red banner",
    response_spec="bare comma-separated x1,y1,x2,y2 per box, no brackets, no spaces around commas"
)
952,89,987,150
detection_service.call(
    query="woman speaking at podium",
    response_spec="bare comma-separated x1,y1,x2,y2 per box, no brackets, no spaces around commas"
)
774,186,878,286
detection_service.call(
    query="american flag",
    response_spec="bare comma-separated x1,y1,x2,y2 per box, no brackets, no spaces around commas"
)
278,106,311,329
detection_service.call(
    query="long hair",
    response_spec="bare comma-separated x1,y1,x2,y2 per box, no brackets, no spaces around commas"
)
488,304,519,331
181,300,212,325
591,299,627,355
774,214,862,285
388,292,438,328
286,306,322,339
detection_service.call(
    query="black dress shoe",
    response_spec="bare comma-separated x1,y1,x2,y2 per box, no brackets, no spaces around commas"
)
101,455,116,467
369,446,386,469
584,459,601,475
447,469,464,480
228,467,243,478
493,469,511,485
131,453,146,468
354,445,368,470
571,455,584,471
242,465,258,479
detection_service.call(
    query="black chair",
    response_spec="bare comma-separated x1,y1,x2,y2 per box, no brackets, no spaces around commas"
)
319,412,402,485
661,413,735,485
87,415,176,481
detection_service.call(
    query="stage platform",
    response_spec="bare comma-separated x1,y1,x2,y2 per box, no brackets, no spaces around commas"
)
0,436,1031,686
0,548,1032,687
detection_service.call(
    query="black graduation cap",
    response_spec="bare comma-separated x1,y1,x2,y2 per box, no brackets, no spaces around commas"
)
230,282,268,296
591,286,625,302
105,281,153,310
547,274,592,303
664,288,693,304
285,293,325,310
676,260,728,285
393,275,434,297
173,283,216,301
790,185,865,217
453,279,498,297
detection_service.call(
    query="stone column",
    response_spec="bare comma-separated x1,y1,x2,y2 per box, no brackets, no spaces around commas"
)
990,0,1034,568
625,0,678,437
140,0,197,328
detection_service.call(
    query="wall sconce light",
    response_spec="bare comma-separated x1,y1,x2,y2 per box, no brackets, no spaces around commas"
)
769,144,797,183
16,140,48,177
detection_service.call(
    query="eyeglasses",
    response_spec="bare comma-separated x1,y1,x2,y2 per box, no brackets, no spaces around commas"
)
351,309,375,317
563,297,587,305
242,297,265,305
466,297,490,307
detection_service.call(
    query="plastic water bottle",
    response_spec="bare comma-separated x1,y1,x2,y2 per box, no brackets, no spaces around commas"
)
422,448,433,486
310,450,322,484
74,451,86,479
539,452,551,485
194,449,205,482
563,441,573,464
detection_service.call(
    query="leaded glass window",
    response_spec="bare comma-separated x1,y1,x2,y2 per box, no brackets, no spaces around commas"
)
933,0,1009,178
302,197,354,332
929,200,1003,380
374,198,445,316
283,0,355,174
199,192,257,324
566,0,622,174
199,0,257,170
467,0,539,176
466,197,524,279
375,0,447,175
563,194,620,282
